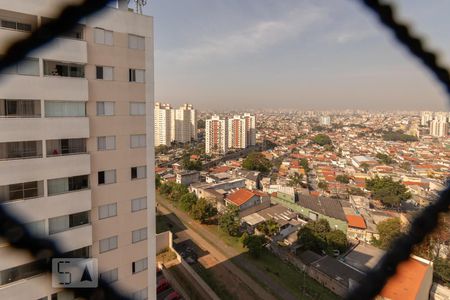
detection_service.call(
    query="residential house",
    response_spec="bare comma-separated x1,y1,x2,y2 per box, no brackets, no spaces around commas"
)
225,189,270,217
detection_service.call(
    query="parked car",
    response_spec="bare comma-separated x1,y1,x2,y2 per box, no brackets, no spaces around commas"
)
165,291,182,300
157,278,170,293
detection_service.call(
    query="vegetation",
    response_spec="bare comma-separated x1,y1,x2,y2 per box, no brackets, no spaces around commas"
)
287,172,303,187
372,218,402,249
312,125,327,132
318,181,329,190
366,176,411,207
197,119,205,129
376,153,394,165
335,174,350,184
347,187,366,196
155,174,161,189
181,157,203,171
434,258,450,287
241,234,267,258
242,152,272,173
155,144,170,155
312,134,332,146
256,219,280,236
382,130,418,142
360,162,370,172
179,192,197,212
399,161,411,171
297,219,348,255
191,198,218,223
218,205,241,237
300,158,311,173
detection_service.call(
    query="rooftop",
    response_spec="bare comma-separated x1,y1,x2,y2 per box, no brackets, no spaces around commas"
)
226,189,257,206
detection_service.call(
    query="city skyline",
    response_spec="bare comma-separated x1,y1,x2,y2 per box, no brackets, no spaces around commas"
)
146,0,450,111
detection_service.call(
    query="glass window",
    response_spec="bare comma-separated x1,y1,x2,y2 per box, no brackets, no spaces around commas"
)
132,228,147,243
97,136,116,151
0,259,46,286
96,101,114,116
128,35,145,50
131,197,147,212
131,166,146,180
0,141,42,160
132,287,148,300
94,28,113,45
132,258,147,274
98,170,116,185
48,211,89,235
130,102,145,116
46,139,86,156
0,58,39,76
0,181,44,203
100,268,118,284
99,236,118,253
129,69,145,83
45,101,86,117
25,220,46,236
47,175,89,196
98,203,117,220
43,60,84,78
130,134,146,148
96,66,113,80
0,99,41,118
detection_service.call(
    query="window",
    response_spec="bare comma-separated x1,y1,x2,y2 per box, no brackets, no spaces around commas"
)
96,66,114,80
48,211,90,235
131,166,146,180
128,34,145,50
0,99,40,118
1,58,39,76
132,258,147,274
130,102,145,116
0,259,46,286
97,136,116,151
98,203,117,220
132,287,148,300
131,197,147,212
0,141,42,160
25,220,46,236
100,268,118,284
41,18,83,40
129,69,145,83
94,28,113,45
0,181,44,203
96,101,114,116
47,175,89,196
45,101,86,117
98,170,116,185
0,18,32,32
99,236,118,253
43,60,84,78
130,134,146,148
132,227,147,243
46,139,86,156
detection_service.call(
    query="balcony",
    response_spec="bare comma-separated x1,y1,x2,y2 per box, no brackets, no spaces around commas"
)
0,272,52,300
0,117,89,142
50,224,92,253
0,74,88,101
32,37,87,63
0,153,90,185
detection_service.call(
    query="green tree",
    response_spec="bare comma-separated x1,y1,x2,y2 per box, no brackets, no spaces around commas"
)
159,182,173,196
242,234,266,258
434,258,450,287
325,230,348,253
336,174,350,184
155,174,162,189
297,219,348,255
376,153,394,165
297,226,325,253
360,162,370,172
399,162,411,171
219,205,241,236
373,218,402,249
179,193,197,212
182,157,202,171
256,219,280,236
300,158,311,173
155,145,169,155
318,181,329,190
366,176,411,207
191,198,218,223
312,134,332,146
242,152,272,173
169,183,189,202
197,119,205,129
287,172,303,187
382,131,418,142
348,187,366,196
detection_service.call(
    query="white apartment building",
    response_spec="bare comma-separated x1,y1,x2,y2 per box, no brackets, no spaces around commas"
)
0,1,155,299
434,112,448,123
430,120,448,137
243,113,256,146
205,115,228,154
228,115,247,149
420,111,433,126
320,115,331,126
154,102,172,146
154,102,197,146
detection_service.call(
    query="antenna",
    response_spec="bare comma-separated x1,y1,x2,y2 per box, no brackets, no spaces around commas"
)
128,0,148,14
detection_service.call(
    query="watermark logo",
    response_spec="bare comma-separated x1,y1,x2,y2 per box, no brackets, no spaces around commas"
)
52,258,98,288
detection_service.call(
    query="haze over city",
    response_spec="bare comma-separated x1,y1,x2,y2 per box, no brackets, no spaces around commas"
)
147,0,450,111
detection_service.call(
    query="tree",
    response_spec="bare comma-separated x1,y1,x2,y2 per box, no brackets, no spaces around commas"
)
382,131,418,142
360,162,370,172
434,258,450,287
197,119,205,129
159,182,173,196
325,230,348,253
318,181,328,190
191,198,218,223
257,219,280,236
155,145,169,155
376,153,394,165
373,218,402,249
287,172,303,187
312,134,332,146
179,193,197,212
300,158,311,173
169,183,189,202
336,174,350,184
366,176,411,207
399,162,411,171
242,152,272,173
219,205,241,236
297,219,348,254
155,174,162,189
348,187,366,196
242,234,266,258
182,157,202,171
297,226,325,253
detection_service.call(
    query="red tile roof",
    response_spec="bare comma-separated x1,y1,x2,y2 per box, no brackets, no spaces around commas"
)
346,215,366,229
227,189,256,206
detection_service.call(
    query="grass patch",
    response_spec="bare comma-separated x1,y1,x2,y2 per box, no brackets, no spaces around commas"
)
202,223,246,253
191,263,237,300
156,248,177,264
156,213,183,234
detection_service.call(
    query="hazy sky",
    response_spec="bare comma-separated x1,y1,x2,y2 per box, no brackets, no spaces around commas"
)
143,0,450,111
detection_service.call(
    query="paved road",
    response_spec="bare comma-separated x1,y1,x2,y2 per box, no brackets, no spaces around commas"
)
157,194,299,300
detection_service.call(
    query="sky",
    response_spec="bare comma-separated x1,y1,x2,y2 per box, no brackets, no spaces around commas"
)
143,0,450,111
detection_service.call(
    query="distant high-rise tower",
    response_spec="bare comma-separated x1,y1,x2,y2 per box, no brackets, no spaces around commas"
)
228,115,247,149
420,111,434,126
430,120,448,137
243,113,256,146
205,115,228,154
434,112,448,123
154,102,172,146
320,115,331,126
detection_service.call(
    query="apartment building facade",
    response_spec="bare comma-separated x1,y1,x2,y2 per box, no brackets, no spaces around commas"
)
243,113,256,146
228,115,247,149
205,115,228,154
154,102,172,146
0,1,155,299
